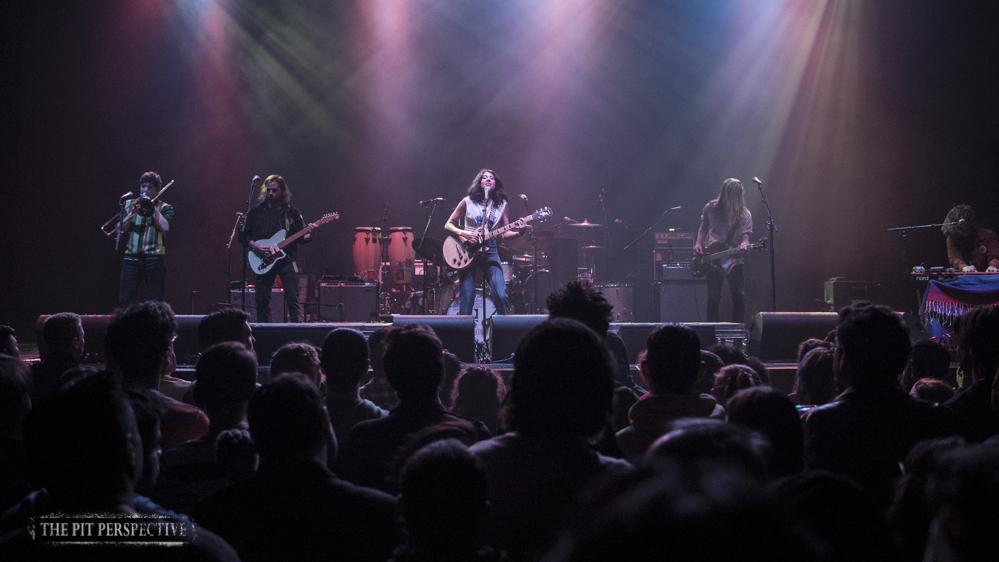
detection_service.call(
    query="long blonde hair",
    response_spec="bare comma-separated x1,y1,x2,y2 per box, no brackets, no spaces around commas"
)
712,178,746,231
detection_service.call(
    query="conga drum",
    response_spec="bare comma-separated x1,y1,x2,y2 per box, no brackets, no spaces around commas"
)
353,227,382,281
387,227,416,285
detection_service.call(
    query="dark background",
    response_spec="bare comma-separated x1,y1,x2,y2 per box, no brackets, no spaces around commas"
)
3,0,997,337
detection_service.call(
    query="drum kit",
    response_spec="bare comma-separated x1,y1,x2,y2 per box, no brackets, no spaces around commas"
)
351,218,633,320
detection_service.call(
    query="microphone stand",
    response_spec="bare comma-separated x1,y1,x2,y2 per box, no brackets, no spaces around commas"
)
520,196,539,313
417,200,442,313
240,177,261,312
598,191,611,282
623,206,680,252
887,220,961,280
756,180,779,312
227,212,244,312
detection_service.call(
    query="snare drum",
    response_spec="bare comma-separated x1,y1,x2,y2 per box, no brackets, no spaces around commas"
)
352,227,382,281
387,227,415,285
596,284,634,322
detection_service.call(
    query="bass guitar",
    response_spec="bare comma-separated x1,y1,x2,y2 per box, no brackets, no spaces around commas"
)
690,238,768,277
443,207,553,270
248,212,339,275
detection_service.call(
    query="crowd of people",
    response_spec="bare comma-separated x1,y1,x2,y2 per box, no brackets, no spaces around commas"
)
1,286,998,561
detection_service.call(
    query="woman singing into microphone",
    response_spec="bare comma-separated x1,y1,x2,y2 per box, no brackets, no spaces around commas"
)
444,169,525,315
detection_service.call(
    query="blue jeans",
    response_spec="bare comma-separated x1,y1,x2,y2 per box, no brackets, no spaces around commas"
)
119,255,166,307
255,260,302,322
706,263,745,323
458,244,511,315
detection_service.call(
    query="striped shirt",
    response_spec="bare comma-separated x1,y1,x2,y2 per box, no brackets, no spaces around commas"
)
121,199,174,256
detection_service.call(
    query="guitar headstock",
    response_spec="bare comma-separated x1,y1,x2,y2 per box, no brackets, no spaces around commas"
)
318,212,339,224
532,207,554,221
755,237,769,250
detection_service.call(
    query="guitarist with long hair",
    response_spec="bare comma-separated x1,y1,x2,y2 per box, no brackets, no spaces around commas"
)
239,174,317,322
693,178,753,323
444,169,525,315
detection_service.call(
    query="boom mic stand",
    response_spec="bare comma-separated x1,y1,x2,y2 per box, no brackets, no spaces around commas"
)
754,178,778,311
240,176,261,312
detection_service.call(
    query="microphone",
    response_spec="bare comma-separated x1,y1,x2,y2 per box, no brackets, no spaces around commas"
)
752,177,762,185
519,194,530,209
564,216,579,223
119,191,133,202
958,219,966,225
382,203,388,222
668,205,682,211
252,175,261,184
419,197,444,205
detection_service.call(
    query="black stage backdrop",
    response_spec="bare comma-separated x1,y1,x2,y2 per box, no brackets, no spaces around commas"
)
2,0,997,335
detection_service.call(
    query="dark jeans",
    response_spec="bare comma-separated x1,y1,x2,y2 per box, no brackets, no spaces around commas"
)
705,263,745,323
255,260,302,322
458,244,511,315
119,255,166,307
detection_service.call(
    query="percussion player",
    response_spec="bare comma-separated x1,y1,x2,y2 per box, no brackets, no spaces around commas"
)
118,171,174,307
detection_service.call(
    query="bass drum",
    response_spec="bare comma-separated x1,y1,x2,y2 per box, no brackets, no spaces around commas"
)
596,283,634,322
521,270,554,314
446,288,496,317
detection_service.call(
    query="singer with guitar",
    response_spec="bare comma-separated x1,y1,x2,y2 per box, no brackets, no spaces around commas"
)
444,169,526,315
694,178,753,323
239,175,318,322
118,171,174,307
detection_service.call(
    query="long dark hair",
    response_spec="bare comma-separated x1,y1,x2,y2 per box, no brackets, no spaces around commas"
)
466,169,507,206
941,204,976,239
710,178,746,232
258,174,293,204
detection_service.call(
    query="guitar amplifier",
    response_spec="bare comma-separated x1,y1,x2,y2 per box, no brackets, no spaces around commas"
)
230,288,285,323
653,231,695,281
318,282,378,322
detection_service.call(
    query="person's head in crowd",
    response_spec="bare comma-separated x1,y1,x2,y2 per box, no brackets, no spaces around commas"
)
642,323,704,395
547,281,612,338
391,420,485,487
106,301,178,389
793,347,837,406
924,444,999,561
796,338,830,364
0,355,31,439
952,305,999,385
743,356,770,385
439,350,462,409
903,339,952,390
769,470,900,562
197,308,254,351
321,328,369,396
835,303,911,391
397,439,490,556
23,370,142,510
41,312,84,361
270,342,321,386
940,204,976,240
706,343,747,366
124,386,164,493
693,349,724,395
194,342,258,424
645,418,770,482
0,326,19,359
367,325,395,380
725,386,804,478
503,318,614,439
612,386,640,431
383,323,444,401
247,373,334,465
909,378,956,404
546,457,812,562
451,365,506,434
711,364,762,406
887,437,967,562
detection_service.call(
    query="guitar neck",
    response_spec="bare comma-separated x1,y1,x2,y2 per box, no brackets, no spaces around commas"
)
276,228,309,250
482,216,531,242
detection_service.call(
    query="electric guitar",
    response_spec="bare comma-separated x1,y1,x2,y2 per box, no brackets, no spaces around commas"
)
248,212,339,275
690,237,768,277
442,207,553,270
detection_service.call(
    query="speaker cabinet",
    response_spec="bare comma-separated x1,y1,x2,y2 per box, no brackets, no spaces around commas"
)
230,288,285,323
393,315,476,363
490,315,547,362
747,312,839,362
657,281,708,323
318,283,378,322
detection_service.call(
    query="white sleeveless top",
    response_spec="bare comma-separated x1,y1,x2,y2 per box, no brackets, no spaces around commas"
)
463,196,507,232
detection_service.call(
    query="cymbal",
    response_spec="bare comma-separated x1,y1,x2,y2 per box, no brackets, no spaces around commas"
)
582,245,604,250
568,219,602,227
510,230,554,252
512,253,548,264
414,237,443,261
